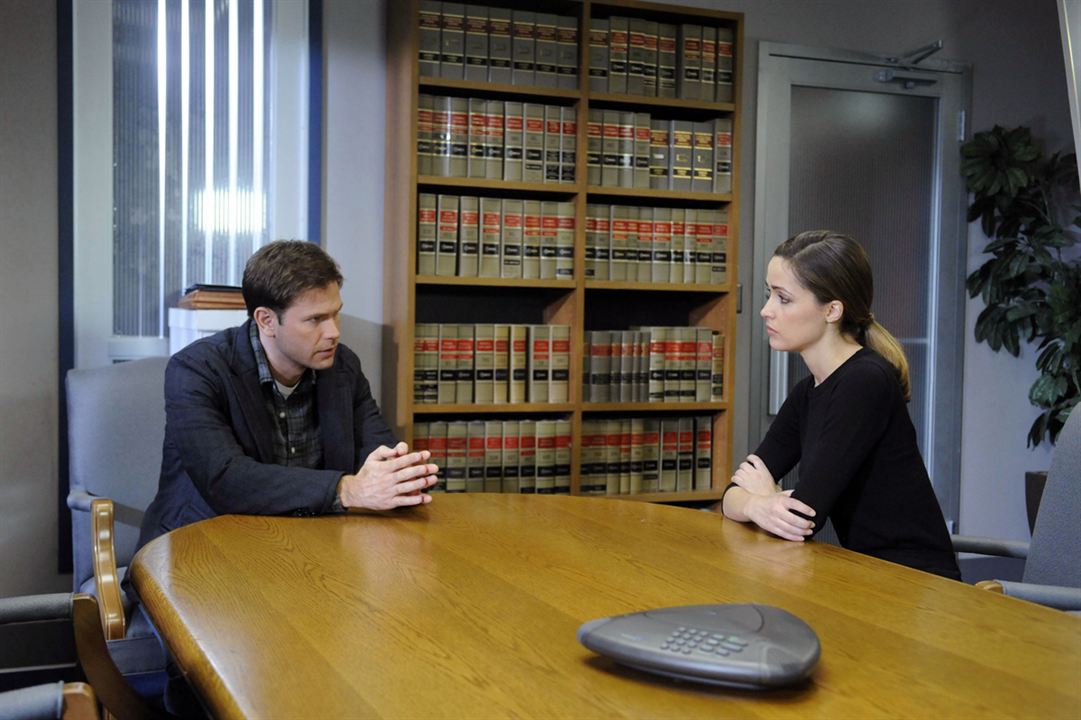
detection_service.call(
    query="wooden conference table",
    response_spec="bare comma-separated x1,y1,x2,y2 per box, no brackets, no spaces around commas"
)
130,494,1081,719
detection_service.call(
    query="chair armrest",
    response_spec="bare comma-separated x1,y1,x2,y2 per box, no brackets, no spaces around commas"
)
63,682,99,720
67,490,99,513
950,534,1030,559
995,581,1081,611
70,595,168,720
0,681,65,720
0,593,74,624
89,499,126,641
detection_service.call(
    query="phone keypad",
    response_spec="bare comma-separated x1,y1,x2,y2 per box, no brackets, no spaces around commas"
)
659,626,750,656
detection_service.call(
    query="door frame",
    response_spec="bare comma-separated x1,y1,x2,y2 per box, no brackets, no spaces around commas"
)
748,42,971,527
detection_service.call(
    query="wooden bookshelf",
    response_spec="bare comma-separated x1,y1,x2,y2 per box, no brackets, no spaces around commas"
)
384,0,742,502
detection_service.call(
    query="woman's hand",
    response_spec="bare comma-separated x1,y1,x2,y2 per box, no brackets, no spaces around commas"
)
744,490,817,542
731,454,778,496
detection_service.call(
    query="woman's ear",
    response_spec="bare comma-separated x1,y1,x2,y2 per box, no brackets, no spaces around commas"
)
825,301,845,324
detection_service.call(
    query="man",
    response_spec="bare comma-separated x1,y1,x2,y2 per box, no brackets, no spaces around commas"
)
135,240,438,553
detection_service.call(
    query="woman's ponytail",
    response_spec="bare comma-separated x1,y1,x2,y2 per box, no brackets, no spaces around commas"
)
862,318,911,402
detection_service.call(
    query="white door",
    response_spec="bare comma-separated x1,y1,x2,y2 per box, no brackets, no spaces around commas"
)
749,42,970,530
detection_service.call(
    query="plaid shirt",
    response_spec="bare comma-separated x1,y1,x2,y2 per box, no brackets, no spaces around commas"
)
248,321,325,470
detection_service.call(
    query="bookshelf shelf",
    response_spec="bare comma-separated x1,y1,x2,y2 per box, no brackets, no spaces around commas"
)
582,402,728,413
386,0,742,499
587,92,734,113
419,76,581,101
584,280,730,293
413,403,577,415
418,176,581,195
417,276,577,290
586,186,732,203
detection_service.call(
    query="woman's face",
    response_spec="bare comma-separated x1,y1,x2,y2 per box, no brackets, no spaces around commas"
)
761,256,832,353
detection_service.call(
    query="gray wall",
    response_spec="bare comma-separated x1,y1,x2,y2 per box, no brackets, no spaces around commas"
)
0,0,1069,595
0,0,66,595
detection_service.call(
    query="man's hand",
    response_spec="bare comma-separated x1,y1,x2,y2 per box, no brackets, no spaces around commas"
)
744,490,816,542
338,442,439,511
731,454,778,496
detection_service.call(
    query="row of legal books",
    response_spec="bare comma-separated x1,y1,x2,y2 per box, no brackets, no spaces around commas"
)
415,418,572,494
584,328,724,404
585,204,728,284
580,416,713,494
417,96,575,183
587,113,732,193
588,18,734,102
418,4,578,88
413,324,571,405
418,194,574,279
176,284,244,310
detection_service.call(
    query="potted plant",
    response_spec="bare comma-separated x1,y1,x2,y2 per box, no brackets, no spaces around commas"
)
961,125,1081,530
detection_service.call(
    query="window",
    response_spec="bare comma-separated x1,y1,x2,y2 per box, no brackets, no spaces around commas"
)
72,0,312,365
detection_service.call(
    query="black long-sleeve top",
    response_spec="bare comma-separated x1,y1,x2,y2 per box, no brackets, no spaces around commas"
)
754,348,960,580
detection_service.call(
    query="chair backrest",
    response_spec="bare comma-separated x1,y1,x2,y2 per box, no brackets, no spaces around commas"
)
67,357,169,593
1026,407,1081,588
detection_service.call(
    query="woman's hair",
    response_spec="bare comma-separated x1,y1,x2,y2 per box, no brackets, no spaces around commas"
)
774,230,911,401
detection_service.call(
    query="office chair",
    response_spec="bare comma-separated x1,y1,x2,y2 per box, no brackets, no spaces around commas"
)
65,357,170,691
0,593,167,719
952,407,1081,611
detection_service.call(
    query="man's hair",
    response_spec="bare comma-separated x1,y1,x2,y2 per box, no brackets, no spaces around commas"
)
242,240,343,319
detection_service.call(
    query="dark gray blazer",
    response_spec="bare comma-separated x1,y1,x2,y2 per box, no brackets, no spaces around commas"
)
135,321,396,552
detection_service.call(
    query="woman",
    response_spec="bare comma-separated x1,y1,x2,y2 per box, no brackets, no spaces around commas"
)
721,230,960,580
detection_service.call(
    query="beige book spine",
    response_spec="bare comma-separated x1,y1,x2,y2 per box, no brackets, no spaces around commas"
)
711,331,725,401
473,323,495,404
641,418,661,493
479,196,501,277
466,420,486,492
560,106,576,183
694,207,713,284
544,105,562,182
429,421,448,492
416,93,434,175
554,418,571,494
669,208,685,283
528,324,551,403
549,325,570,403
712,207,729,284
456,324,475,403
678,326,696,401
448,96,469,177
629,417,645,494
535,420,556,493
636,206,653,283
509,324,528,403
485,99,504,180
501,420,520,493
676,416,694,491
633,112,651,188
445,421,468,492
521,199,542,279
618,418,632,494
435,194,459,277
517,420,537,493
483,420,503,492
694,416,713,490
414,323,440,404
604,418,621,494
468,97,486,179
458,195,480,277
503,101,524,181
555,201,574,279
696,327,713,402
594,204,611,280
493,324,510,403
437,324,458,404
539,200,559,279
522,103,545,182
659,418,678,491
500,198,523,278
417,192,437,275
651,207,671,283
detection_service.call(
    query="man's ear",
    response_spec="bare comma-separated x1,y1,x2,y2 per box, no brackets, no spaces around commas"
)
252,307,277,336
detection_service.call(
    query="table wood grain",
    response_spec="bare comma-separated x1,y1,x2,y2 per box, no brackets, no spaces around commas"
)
130,494,1081,719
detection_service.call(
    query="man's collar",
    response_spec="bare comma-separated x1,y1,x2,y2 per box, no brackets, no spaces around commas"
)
247,320,316,388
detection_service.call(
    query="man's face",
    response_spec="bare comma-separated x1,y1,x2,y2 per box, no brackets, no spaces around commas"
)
256,282,342,384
